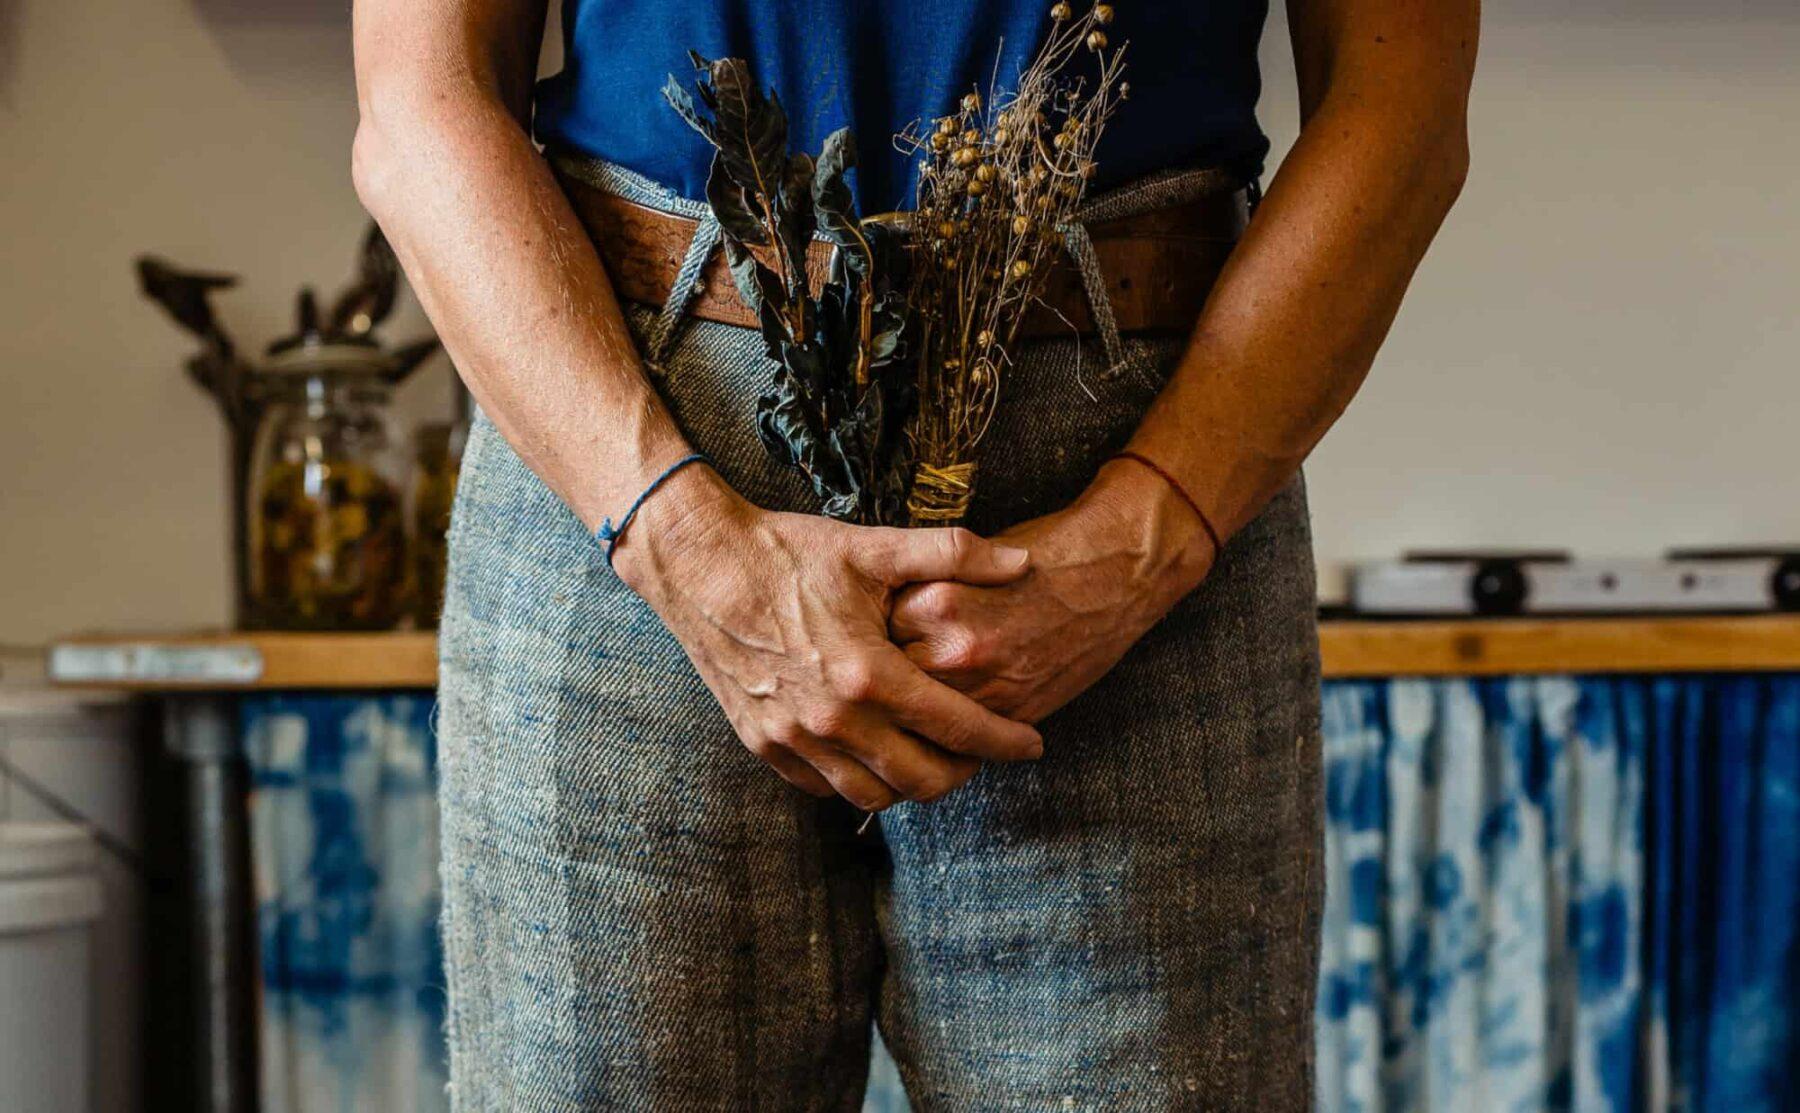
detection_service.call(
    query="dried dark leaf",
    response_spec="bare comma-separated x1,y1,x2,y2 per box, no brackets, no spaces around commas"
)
698,56,789,203
705,154,766,244
661,75,713,142
812,128,867,276
723,239,783,323
778,153,817,294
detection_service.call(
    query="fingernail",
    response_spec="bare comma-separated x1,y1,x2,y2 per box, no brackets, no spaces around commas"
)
996,545,1030,571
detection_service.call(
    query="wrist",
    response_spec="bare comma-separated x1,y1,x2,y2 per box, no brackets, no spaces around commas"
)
608,463,754,600
1081,458,1218,596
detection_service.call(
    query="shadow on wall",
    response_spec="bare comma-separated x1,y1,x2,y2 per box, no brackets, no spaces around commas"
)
1500,0,1800,22
191,0,346,24
0,1,17,105
188,0,356,93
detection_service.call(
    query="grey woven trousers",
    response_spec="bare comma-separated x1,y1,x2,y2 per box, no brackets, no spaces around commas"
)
437,170,1323,1112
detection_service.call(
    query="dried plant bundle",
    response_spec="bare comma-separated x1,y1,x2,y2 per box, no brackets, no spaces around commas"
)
664,10,1126,528
897,2,1128,524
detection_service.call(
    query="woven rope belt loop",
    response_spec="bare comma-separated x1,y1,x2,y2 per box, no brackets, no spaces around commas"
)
1059,220,1129,376
645,212,723,373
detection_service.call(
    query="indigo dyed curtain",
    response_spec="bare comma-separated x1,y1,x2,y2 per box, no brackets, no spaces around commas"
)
244,695,447,1113
1311,675,1798,1113
241,677,1799,1113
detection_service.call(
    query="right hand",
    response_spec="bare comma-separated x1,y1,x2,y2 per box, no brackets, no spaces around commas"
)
611,464,1044,812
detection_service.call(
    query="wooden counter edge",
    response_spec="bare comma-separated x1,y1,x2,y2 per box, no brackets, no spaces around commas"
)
48,631,439,691
1319,614,1800,678
44,615,1800,690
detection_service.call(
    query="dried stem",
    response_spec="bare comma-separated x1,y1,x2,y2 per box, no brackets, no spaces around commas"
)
898,2,1129,525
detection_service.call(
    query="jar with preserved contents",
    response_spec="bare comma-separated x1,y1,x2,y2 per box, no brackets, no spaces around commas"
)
247,343,408,630
410,421,466,629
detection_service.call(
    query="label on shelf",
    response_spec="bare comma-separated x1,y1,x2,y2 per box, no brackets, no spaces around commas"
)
47,643,265,685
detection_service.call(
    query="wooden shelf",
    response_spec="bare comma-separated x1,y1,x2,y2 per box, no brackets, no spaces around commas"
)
1317,615,1800,678
48,630,438,691
45,616,1800,691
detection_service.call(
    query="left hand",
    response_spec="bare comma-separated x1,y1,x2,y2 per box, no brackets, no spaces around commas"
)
890,458,1219,725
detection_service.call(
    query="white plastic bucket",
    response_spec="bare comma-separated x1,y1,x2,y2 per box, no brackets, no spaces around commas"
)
0,823,103,1113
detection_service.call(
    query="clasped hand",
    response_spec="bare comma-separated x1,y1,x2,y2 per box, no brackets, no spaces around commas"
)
615,461,1213,811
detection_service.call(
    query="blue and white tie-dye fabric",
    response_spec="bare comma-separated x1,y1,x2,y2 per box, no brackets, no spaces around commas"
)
243,695,448,1113
1315,677,1645,1113
1314,674,1799,1113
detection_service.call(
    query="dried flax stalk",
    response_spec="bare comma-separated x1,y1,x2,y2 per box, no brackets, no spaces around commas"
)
898,2,1129,525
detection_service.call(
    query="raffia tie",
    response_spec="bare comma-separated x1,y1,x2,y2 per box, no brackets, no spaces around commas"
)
907,461,977,524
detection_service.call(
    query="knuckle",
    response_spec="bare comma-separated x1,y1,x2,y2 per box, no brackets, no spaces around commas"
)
828,655,880,703
802,702,851,740
942,527,977,563
908,582,960,622
937,628,988,672
927,716,974,755
745,735,779,760
764,718,807,751
846,785,895,812
907,773,958,804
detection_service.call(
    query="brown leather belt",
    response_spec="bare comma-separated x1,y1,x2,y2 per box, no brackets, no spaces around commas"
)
556,169,1249,338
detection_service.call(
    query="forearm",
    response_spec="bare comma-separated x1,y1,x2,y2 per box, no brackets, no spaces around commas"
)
1120,14,1475,568
351,69,693,535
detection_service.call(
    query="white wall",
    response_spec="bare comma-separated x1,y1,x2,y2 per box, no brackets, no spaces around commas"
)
2,0,1797,643
1262,0,1800,595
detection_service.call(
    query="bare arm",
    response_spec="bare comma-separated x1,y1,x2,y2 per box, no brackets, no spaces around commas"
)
352,0,1042,805
894,0,1479,722
350,0,674,530
1123,0,1478,539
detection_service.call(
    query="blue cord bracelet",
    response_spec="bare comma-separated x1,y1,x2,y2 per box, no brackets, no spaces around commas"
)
595,453,710,567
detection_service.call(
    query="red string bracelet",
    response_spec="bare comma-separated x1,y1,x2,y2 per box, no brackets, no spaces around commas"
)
1111,450,1225,559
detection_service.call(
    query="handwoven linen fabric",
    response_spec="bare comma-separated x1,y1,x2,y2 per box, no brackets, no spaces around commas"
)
435,165,1322,1109
534,0,1273,213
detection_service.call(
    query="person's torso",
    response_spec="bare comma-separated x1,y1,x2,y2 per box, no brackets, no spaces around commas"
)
535,0,1271,215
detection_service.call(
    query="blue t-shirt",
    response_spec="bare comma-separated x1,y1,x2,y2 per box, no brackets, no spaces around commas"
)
535,0,1270,215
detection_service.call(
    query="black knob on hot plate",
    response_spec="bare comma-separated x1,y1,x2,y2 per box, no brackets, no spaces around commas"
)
1773,557,1800,612
1470,559,1529,616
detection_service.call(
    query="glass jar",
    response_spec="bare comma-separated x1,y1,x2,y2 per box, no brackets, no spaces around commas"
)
247,344,409,630
410,421,466,629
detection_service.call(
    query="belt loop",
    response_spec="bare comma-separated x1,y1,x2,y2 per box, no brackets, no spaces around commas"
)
1060,221,1130,379
645,212,722,375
